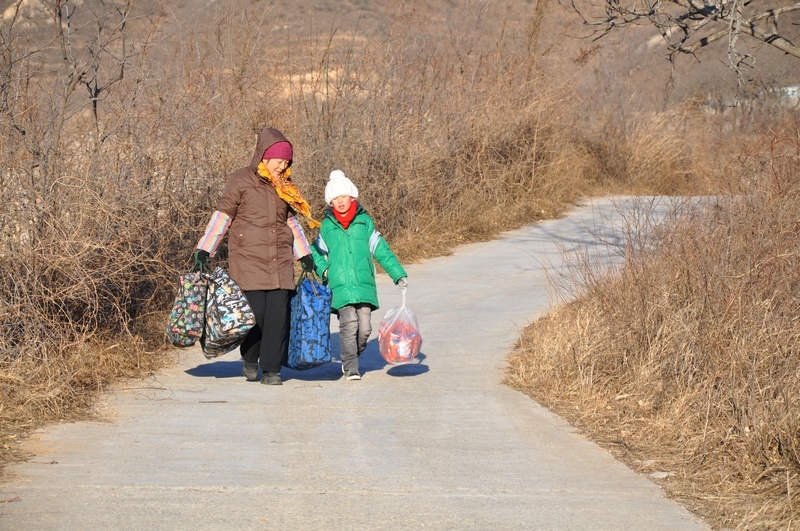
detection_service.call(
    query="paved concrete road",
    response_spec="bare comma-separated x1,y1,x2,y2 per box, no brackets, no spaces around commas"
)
0,197,706,530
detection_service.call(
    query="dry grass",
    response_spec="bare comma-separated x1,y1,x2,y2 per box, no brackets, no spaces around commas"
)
507,124,800,529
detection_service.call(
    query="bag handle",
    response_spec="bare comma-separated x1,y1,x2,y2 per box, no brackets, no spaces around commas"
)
190,258,209,275
298,269,324,297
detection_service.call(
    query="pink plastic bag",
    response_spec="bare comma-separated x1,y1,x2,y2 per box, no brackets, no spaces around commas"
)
378,290,422,365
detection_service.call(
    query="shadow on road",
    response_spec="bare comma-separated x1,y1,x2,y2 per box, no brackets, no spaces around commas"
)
183,333,428,381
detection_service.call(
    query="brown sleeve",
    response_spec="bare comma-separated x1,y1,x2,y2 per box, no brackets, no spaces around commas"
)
215,172,242,218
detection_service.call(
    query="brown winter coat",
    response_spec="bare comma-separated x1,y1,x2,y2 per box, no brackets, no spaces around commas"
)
216,128,297,291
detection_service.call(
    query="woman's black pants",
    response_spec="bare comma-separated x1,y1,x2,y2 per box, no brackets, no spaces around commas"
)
240,289,291,374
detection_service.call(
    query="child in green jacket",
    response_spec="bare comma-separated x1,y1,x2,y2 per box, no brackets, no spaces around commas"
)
310,170,408,380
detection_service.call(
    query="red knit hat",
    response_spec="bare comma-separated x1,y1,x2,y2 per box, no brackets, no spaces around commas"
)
262,141,293,161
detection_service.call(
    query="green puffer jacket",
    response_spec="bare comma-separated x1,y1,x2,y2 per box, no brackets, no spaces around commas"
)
310,203,407,311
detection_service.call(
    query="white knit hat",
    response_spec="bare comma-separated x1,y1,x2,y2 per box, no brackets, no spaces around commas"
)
324,170,359,204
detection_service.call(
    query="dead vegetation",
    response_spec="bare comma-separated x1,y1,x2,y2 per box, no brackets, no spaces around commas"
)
507,125,800,529
1,0,798,527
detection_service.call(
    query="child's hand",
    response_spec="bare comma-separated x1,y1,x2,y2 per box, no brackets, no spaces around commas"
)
396,277,408,290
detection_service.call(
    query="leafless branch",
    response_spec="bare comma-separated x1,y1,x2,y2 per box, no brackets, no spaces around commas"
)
572,0,800,66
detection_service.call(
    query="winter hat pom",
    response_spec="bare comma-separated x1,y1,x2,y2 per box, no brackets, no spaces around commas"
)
325,170,359,204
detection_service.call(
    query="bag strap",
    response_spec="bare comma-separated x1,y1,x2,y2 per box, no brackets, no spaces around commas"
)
298,270,325,297
190,260,209,275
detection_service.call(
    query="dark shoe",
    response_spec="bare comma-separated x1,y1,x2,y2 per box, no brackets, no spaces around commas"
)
346,370,361,381
242,361,258,381
261,372,282,386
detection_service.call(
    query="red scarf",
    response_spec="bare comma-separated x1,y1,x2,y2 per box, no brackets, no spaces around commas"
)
333,201,357,229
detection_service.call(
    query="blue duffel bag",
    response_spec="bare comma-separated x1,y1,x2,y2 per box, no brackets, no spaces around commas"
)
287,272,332,370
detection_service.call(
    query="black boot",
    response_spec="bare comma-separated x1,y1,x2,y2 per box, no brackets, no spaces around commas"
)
261,372,282,385
242,360,259,381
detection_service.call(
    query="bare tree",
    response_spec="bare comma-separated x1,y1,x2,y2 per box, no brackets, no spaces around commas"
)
0,0,148,249
49,0,134,167
571,0,800,73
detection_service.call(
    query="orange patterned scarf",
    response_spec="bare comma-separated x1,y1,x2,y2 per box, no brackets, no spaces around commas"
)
257,162,320,229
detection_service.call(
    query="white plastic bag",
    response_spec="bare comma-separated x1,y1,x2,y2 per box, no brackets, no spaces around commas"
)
378,290,422,364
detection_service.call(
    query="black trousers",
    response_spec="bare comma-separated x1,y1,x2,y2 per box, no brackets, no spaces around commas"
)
240,289,291,374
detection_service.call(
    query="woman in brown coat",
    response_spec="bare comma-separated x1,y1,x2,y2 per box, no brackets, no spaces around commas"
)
194,127,318,385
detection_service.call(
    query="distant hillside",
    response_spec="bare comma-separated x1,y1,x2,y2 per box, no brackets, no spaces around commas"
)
166,0,800,108
3,0,798,110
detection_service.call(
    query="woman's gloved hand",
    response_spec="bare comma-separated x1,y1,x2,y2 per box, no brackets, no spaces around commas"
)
300,254,315,273
396,277,408,290
193,249,210,268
